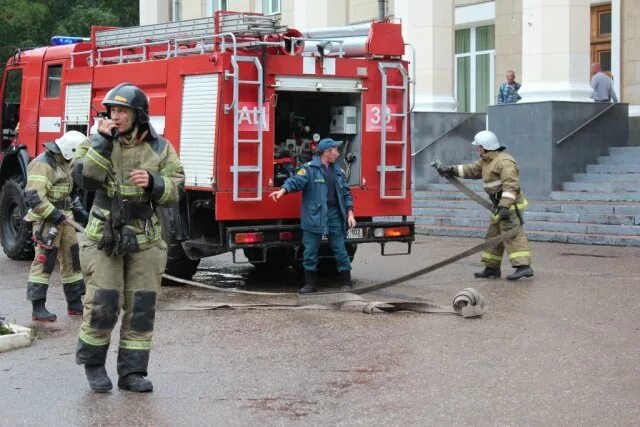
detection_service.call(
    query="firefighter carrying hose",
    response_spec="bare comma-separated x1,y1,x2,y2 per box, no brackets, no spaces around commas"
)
436,130,534,281
24,130,87,321
269,138,357,294
72,83,185,393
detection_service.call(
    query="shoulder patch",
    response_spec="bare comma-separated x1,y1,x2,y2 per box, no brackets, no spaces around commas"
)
296,168,307,176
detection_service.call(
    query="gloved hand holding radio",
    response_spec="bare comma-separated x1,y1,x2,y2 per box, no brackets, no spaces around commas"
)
115,226,140,256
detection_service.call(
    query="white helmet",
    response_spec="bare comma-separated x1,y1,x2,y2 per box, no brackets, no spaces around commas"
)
54,130,86,160
471,130,501,151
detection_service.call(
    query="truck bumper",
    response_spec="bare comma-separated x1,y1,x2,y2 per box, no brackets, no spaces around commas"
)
226,220,415,264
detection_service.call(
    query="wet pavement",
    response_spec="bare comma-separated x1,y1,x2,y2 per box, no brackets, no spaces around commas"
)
1,235,640,426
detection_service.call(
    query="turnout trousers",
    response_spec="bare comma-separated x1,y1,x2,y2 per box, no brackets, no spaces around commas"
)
302,206,352,272
481,211,531,268
27,217,85,303
75,238,167,377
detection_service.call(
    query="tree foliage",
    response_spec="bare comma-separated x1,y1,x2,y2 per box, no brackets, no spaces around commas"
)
0,0,139,71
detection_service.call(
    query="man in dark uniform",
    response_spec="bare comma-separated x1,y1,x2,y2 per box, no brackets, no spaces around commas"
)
269,138,357,294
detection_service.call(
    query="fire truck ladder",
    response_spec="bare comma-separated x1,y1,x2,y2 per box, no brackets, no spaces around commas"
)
226,56,264,201
378,62,409,199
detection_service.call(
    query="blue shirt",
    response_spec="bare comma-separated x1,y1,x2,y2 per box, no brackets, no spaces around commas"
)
497,82,521,104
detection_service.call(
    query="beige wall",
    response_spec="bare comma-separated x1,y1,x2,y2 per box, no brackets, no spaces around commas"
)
454,0,492,6
494,0,522,92
622,0,640,105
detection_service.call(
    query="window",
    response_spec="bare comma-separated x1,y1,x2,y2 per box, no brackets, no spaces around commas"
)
2,69,23,130
454,25,495,113
46,64,62,98
206,0,227,15
262,0,280,15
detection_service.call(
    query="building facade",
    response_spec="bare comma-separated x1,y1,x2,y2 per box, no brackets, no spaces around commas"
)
140,0,639,117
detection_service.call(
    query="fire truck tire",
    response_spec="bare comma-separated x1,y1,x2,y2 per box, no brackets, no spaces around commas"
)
0,178,35,260
158,207,200,282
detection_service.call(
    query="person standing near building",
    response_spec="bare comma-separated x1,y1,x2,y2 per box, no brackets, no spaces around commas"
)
497,70,522,104
436,130,534,281
73,83,184,393
590,63,618,103
24,131,87,321
269,138,356,294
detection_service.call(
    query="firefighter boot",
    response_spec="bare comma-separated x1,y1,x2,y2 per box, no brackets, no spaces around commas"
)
32,299,57,322
118,374,153,393
67,298,84,316
506,265,534,281
299,270,317,294
338,270,353,291
85,364,113,393
64,280,85,316
474,267,501,279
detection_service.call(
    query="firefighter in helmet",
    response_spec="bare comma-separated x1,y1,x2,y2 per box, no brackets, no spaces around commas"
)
24,130,87,321
72,83,184,393
269,138,357,293
436,130,534,281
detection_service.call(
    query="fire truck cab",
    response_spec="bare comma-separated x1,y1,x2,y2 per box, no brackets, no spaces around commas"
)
0,12,415,280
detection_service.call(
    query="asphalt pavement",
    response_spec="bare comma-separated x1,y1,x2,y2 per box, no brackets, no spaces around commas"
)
1,235,639,426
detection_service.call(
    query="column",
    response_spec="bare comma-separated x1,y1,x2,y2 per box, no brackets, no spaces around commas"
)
518,0,592,102
394,0,457,112
139,0,170,25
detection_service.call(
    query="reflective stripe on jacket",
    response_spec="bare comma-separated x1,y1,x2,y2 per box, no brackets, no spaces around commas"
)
456,150,527,215
73,129,185,246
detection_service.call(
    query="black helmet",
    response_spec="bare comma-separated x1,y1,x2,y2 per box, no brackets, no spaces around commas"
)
102,83,149,125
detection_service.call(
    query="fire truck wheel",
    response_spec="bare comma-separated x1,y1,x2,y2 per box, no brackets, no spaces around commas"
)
158,207,200,282
0,178,35,260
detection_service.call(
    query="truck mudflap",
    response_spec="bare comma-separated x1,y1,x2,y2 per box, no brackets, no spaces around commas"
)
226,220,414,264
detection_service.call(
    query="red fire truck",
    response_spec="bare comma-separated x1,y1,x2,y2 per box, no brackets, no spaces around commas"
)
0,12,414,280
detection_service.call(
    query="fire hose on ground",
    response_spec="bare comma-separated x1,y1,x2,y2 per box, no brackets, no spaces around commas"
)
65,168,512,317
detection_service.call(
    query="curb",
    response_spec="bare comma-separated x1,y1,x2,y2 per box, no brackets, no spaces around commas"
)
0,324,33,353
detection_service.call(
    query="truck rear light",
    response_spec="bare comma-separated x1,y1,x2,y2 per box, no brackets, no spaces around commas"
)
373,228,384,238
279,231,293,241
384,226,411,237
234,232,264,244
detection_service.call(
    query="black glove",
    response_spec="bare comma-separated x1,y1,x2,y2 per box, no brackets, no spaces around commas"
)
496,206,510,221
71,196,90,225
115,225,140,256
437,165,456,178
97,215,115,256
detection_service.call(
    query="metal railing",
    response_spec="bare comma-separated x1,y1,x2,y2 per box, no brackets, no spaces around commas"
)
555,103,617,145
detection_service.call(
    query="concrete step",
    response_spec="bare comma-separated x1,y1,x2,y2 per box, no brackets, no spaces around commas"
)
413,206,638,225
562,182,640,192
415,225,640,247
597,155,640,164
609,146,640,156
412,198,640,215
587,164,640,173
415,216,640,236
550,191,640,202
413,191,489,201
573,173,640,183
423,182,485,192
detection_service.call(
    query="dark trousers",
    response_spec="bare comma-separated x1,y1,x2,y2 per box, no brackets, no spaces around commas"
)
302,206,351,272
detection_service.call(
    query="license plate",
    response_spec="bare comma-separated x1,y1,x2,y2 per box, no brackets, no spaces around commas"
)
347,227,363,239
321,228,364,240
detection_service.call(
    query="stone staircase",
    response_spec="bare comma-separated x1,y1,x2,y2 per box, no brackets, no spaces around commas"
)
413,146,640,247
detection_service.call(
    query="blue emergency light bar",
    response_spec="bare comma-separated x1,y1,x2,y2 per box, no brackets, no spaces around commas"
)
51,36,90,45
